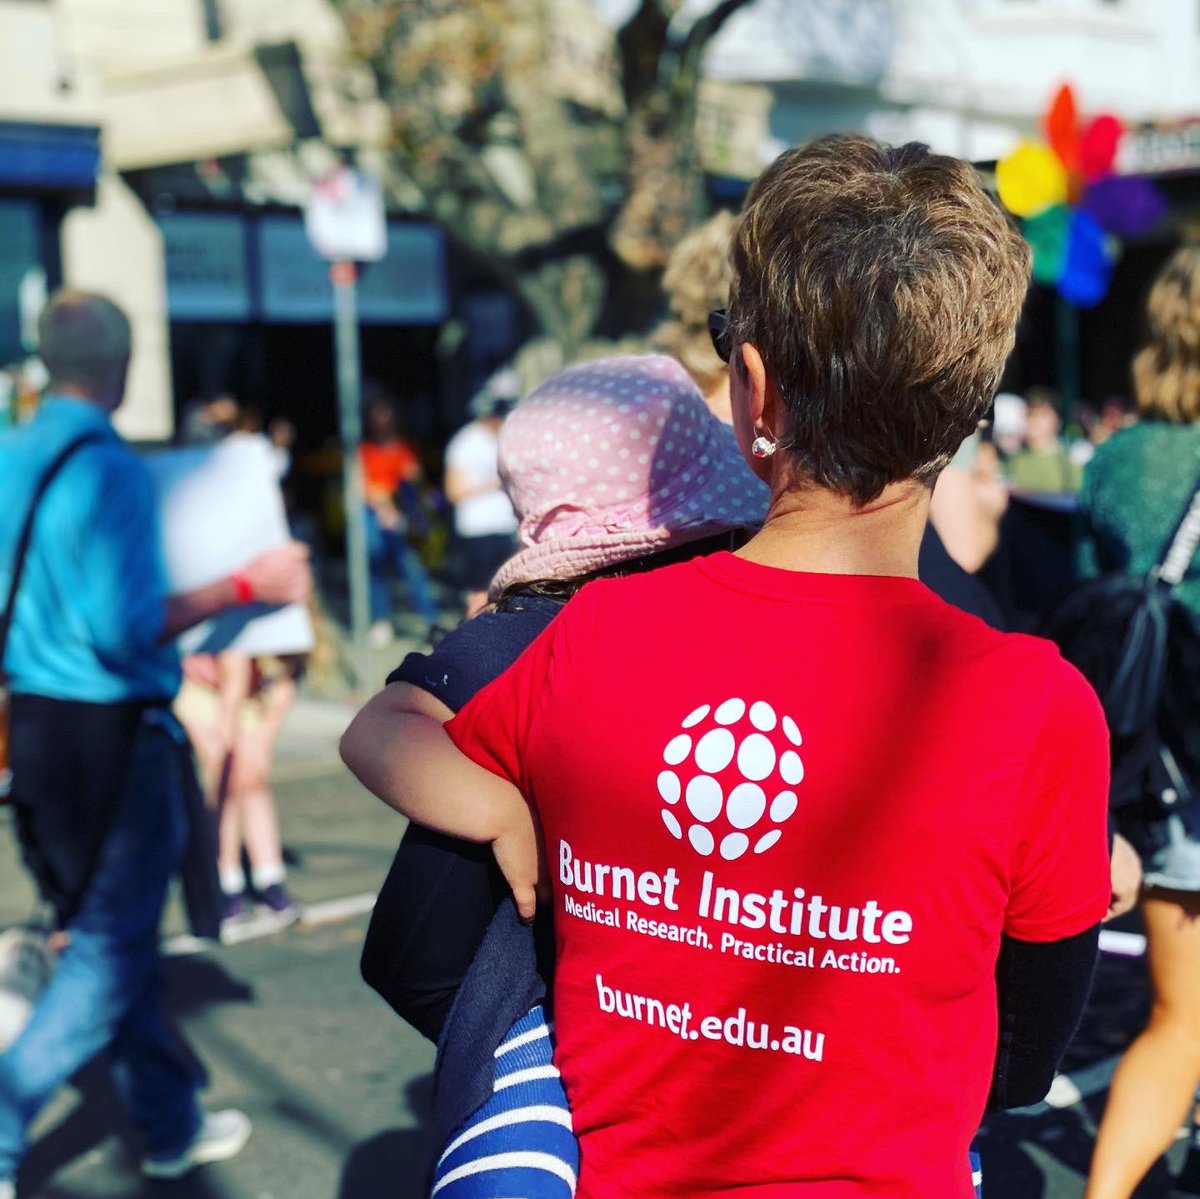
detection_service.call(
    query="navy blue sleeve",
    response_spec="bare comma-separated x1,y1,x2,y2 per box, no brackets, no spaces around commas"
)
364,596,563,1040
386,597,564,710
987,924,1100,1110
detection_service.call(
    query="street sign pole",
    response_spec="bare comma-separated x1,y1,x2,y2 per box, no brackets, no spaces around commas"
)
1056,294,1080,433
331,260,372,693
305,165,385,694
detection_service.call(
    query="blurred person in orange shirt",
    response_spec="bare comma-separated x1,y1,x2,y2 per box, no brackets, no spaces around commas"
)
360,391,439,644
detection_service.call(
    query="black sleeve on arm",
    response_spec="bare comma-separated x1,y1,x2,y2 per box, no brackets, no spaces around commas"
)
361,826,509,1041
987,923,1100,1111
361,597,563,1041
385,597,563,711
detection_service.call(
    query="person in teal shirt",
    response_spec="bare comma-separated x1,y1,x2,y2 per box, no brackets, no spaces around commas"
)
0,290,311,1197
1079,420,1200,613
0,393,181,703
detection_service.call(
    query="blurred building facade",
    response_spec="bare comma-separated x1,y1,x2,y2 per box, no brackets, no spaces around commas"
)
697,0,1200,166
688,0,1200,400
0,0,109,427
4,0,1200,439
0,0,451,444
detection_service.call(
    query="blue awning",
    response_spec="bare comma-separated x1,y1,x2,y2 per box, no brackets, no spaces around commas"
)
0,121,101,190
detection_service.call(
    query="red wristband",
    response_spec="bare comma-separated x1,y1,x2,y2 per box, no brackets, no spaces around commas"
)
232,572,255,605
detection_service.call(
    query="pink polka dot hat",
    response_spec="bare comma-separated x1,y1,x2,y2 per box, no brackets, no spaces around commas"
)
490,354,768,596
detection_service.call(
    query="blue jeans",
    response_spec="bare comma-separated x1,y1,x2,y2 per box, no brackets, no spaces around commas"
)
0,718,206,1180
365,507,439,623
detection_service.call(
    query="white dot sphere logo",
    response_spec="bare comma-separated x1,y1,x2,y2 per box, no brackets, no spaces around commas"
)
658,699,804,860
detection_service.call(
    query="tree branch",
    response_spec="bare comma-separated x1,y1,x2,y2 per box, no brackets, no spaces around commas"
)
616,0,675,108
673,0,754,98
682,0,754,55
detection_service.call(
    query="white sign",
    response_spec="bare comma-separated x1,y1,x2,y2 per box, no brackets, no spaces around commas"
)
304,168,387,263
144,434,314,657
1117,119,1200,177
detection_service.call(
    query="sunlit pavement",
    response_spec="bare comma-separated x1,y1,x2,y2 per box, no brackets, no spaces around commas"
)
0,700,1187,1198
21,916,436,1199
5,697,440,1199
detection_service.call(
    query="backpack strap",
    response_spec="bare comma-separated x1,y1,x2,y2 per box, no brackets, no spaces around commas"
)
1155,472,1200,590
0,433,105,676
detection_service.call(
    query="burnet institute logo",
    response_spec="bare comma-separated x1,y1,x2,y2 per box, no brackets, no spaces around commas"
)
658,699,805,861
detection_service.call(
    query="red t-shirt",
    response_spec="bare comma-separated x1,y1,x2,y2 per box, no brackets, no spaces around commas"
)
447,553,1110,1199
360,440,418,499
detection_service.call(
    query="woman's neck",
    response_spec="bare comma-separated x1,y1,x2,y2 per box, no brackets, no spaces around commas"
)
737,476,930,579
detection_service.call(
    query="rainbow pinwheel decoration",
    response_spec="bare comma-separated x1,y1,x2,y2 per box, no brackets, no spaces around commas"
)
996,84,1166,308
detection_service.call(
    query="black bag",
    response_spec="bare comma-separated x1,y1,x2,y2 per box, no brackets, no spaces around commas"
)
10,694,147,923
1,434,104,803
0,434,145,924
1043,476,1200,846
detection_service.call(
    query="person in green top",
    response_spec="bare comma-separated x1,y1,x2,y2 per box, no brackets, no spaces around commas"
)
1007,393,1083,492
1081,245,1200,1199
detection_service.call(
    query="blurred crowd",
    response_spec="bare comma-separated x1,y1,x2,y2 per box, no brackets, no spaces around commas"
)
1,133,1199,1199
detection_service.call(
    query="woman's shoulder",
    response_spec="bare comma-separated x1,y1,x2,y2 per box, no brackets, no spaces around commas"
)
1094,419,1199,466
1085,421,1200,504
1085,423,1137,470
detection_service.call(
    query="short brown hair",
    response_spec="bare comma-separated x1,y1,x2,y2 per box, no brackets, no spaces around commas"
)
728,135,1030,504
38,289,131,397
1132,245,1200,423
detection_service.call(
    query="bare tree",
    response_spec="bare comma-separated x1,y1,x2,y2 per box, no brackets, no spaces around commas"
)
331,0,754,361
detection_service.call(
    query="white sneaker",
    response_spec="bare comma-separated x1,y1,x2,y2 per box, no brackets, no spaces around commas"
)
141,1109,252,1179
0,1178,15,1199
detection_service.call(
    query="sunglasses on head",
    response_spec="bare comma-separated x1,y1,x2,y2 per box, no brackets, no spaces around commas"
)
708,308,733,364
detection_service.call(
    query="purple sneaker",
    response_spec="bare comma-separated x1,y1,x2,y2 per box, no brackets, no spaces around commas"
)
256,884,300,926
222,892,249,924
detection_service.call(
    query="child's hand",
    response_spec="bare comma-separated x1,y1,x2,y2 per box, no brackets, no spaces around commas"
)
492,800,546,922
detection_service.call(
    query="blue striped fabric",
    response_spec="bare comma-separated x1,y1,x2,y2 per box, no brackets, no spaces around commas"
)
433,1004,983,1198
432,1005,579,1199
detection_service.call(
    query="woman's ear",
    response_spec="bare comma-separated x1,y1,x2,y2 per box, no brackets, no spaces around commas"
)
731,342,785,484
738,342,787,440
737,342,769,434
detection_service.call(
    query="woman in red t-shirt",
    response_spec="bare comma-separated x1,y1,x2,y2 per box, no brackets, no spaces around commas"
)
344,137,1111,1198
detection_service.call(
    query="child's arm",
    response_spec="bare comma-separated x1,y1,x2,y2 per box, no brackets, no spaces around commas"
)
341,682,454,808
341,683,541,918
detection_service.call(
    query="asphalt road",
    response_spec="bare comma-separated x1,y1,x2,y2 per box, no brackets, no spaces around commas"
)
18,907,1187,1199
2,708,1195,1199
21,917,437,1199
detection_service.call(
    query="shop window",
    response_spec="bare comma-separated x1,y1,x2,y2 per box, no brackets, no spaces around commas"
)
0,200,42,369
